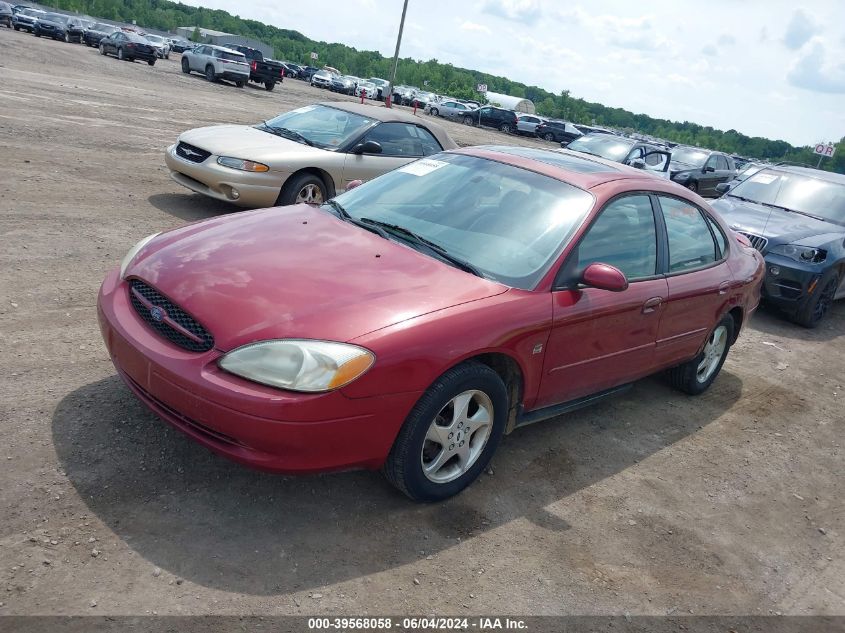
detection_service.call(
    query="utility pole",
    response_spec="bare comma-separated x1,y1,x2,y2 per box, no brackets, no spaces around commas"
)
387,0,409,106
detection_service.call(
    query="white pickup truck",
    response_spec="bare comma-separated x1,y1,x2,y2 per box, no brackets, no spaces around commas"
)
181,44,250,87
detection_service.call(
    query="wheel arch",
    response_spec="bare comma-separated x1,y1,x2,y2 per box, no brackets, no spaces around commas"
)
727,305,744,344
283,167,336,199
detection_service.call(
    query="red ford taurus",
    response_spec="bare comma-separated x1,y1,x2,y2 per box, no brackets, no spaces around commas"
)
98,146,764,501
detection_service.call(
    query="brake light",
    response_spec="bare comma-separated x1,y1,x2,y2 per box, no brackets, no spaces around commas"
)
251,61,257,71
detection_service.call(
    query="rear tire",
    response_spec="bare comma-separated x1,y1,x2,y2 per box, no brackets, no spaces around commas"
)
463,115,474,126
382,362,507,502
181,57,190,73
264,81,276,91
205,65,215,82
794,270,839,328
148,59,156,66
117,47,124,61
63,32,69,43
500,123,512,133
235,80,245,88
543,132,554,141
430,108,439,117
668,315,734,395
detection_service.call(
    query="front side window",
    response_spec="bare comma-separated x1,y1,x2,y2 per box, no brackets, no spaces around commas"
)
361,123,431,157
704,155,719,171
330,153,595,289
659,196,718,273
574,195,657,280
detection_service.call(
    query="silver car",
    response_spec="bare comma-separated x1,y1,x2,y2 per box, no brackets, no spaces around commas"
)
426,100,476,121
516,114,547,136
164,102,458,208
143,34,171,59
311,69,334,88
181,44,249,86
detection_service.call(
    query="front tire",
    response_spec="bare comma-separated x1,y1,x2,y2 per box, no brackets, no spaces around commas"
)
99,43,106,55
63,32,69,43
668,315,734,395
276,173,327,206
383,362,507,502
686,180,698,193
117,47,124,61
794,270,839,328
148,59,156,66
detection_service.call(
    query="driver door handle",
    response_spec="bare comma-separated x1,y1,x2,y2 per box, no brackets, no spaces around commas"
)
718,281,731,295
642,297,663,314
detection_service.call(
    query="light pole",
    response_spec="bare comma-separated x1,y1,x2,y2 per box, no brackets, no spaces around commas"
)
387,0,410,107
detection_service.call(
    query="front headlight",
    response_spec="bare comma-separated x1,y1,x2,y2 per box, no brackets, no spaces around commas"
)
218,339,375,392
768,244,827,264
216,156,270,172
119,233,160,279
672,171,690,181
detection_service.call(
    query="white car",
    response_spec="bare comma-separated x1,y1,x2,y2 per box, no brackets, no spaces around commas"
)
355,81,377,98
180,44,250,87
310,69,335,88
143,34,171,59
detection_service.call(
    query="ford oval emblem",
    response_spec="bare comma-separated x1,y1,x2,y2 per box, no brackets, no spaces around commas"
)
150,306,166,322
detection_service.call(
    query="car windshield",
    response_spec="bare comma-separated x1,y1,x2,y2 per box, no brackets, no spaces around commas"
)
44,13,66,22
23,9,42,16
146,35,163,43
672,147,709,168
260,104,374,150
729,169,845,225
566,134,635,161
735,163,765,183
330,153,595,289
370,78,388,86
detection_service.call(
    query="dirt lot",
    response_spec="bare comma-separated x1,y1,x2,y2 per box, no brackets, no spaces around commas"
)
0,30,843,617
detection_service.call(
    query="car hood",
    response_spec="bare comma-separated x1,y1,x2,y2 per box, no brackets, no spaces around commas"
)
711,196,844,247
177,125,329,165
38,19,64,27
127,205,509,351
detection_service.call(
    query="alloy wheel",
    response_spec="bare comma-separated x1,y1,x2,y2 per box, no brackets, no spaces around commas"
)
294,183,324,204
420,390,493,484
696,325,728,383
812,278,837,324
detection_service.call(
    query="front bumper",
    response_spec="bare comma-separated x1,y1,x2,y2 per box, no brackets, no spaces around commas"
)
760,255,822,314
97,268,420,473
164,144,283,208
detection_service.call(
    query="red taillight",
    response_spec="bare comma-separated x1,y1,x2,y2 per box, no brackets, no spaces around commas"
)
251,61,257,71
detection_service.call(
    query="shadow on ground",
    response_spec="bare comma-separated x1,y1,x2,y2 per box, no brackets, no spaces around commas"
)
147,193,241,222
747,300,844,343
53,371,743,596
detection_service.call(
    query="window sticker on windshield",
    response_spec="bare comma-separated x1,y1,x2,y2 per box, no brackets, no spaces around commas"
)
291,105,316,114
749,173,778,185
398,159,448,176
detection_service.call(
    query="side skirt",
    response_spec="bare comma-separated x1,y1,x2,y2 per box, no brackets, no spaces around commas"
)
514,383,633,429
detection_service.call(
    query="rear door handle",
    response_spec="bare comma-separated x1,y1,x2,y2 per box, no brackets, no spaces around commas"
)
718,281,731,295
642,297,663,314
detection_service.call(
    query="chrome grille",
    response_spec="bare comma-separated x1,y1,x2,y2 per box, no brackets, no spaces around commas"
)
736,231,768,253
175,141,211,164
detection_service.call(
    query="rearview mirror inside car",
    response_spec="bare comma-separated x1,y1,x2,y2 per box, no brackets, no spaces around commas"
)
352,140,383,155
581,262,629,292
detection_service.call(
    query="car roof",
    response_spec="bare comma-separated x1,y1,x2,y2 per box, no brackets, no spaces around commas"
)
453,145,666,190
206,44,244,54
318,101,457,150
761,165,845,185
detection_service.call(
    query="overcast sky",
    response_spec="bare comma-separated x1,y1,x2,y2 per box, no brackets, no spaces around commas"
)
181,0,844,146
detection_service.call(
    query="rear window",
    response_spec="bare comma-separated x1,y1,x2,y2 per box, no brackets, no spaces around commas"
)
217,50,244,61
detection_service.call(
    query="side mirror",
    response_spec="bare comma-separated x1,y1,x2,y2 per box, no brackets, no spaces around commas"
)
704,165,715,173
715,182,731,194
582,263,629,292
346,179,364,191
352,140,382,155
628,158,646,169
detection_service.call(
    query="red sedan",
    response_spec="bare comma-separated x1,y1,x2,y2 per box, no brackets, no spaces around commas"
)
98,146,764,501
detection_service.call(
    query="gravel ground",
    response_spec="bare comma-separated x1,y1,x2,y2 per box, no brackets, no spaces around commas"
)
0,29,843,617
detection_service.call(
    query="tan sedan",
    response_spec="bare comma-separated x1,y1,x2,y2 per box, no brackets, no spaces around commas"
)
164,102,457,208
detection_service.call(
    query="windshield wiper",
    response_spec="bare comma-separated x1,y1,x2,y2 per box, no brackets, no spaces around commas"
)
760,202,826,223
322,201,389,238
260,122,314,146
359,218,483,277
726,193,755,203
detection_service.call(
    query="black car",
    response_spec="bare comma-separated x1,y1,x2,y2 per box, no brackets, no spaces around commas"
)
168,38,193,53
279,62,302,79
99,30,157,65
712,166,845,327
534,120,583,144
565,133,671,176
461,105,519,133
34,13,84,42
669,147,735,197
299,66,320,81
330,75,357,95
12,6,43,31
83,22,117,46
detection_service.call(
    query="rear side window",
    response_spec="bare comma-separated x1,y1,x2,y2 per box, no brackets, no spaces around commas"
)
706,215,728,258
716,155,730,170
575,195,658,280
659,196,719,272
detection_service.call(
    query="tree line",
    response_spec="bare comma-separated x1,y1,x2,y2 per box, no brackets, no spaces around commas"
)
48,0,844,172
